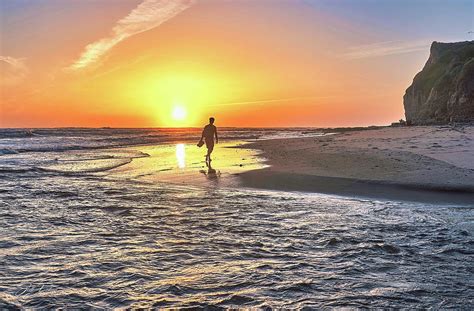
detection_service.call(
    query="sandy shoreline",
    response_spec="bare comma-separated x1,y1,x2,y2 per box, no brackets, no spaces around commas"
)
238,126,474,204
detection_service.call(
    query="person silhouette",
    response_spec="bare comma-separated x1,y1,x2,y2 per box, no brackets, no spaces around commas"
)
199,117,218,165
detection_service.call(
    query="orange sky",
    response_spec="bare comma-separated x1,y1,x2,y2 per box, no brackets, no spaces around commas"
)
1,0,471,128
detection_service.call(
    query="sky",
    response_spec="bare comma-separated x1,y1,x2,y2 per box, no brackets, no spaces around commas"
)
1,0,473,128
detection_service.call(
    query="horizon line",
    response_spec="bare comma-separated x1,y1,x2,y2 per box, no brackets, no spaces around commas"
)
0,124,391,130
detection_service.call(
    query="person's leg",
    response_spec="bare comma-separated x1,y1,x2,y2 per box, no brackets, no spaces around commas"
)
207,142,214,161
205,139,214,163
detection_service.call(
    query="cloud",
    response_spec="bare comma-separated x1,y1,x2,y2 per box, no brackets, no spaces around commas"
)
212,96,337,107
0,56,28,86
341,40,431,59
67,0,195,71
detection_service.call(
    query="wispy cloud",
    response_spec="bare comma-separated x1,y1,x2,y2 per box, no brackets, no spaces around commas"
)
341,39,431,59
211,96,338,107
0,56,28,85
67,0,195,71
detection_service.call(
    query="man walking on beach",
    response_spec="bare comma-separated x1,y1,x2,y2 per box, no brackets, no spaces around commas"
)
200,117,218,164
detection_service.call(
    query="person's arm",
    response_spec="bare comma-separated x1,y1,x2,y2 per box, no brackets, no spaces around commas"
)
215,127,218,143
200,129,204,141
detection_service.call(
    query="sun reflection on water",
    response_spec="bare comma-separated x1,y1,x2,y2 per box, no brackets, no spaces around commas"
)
99,140,267,186
176,143,186,168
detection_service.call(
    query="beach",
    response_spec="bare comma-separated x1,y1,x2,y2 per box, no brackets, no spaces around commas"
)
2,0,473,308
1,127,473,308
239,126,474,204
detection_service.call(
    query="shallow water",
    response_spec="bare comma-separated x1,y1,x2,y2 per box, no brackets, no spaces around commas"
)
1,129,473,308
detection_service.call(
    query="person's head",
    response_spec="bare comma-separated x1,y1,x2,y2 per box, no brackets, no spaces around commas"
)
209,117,215,124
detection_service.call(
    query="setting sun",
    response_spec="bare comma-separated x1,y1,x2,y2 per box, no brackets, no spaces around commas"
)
171,106,187,121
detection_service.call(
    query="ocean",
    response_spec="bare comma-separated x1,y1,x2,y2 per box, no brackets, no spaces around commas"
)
1,128,473,308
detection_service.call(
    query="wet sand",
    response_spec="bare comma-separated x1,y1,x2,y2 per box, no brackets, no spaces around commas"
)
52,126,473,204
101,141,267,188
238,126,474,204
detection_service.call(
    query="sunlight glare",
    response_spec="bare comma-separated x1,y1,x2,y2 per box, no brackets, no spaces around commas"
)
172,106,187,121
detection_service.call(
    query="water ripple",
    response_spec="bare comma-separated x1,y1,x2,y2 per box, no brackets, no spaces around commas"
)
1,175,473,308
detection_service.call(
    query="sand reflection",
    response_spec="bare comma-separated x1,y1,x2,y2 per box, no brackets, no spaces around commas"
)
103,141,267,187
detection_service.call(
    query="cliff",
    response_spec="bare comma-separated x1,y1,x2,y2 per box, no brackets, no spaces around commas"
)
403,41,474,125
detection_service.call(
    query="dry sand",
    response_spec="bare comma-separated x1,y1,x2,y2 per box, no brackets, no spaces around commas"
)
239,126,474,204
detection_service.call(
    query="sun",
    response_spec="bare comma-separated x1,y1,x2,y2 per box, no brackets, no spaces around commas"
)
171,106,187,121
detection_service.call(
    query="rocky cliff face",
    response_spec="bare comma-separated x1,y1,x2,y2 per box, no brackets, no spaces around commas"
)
404,41,474,125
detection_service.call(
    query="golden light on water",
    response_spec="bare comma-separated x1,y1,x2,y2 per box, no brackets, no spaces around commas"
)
176,144,186,168
92,141,267,185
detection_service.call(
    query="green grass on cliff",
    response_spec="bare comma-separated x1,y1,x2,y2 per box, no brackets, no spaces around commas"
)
413,42,474,95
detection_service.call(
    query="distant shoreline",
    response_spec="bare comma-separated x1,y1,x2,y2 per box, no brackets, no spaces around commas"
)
2,123,472,132
238,125,474,205
0,125,388,130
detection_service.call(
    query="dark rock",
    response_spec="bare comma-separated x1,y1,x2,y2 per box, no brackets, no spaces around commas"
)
404,41,474,125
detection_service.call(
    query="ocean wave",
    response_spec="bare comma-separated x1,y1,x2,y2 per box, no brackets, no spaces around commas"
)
0,128,326,155
0,148,19,155
0,166,35,174
4,143,154,155
217,294,257,306
0,293,23,309
57,151,149,162
37,158,133,174
0,129,41,139
1,177,472,308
